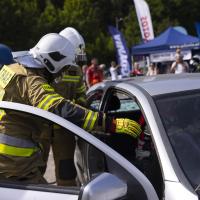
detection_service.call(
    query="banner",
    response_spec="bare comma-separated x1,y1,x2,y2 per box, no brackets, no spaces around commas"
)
108,25,131,77
133,0,154,42
195,22,200,39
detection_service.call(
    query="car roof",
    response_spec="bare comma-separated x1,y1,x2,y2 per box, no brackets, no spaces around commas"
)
87,73,200,96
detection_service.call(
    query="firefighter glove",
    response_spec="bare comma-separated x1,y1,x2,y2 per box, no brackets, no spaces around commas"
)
115,118,142,138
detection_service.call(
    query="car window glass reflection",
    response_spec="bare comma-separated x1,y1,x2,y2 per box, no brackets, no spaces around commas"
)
156,92,200,190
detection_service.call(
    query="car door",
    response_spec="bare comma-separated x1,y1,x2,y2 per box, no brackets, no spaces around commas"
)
0,101,158,200
87,87,163,199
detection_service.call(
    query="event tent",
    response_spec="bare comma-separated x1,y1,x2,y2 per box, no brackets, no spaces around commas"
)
131,27,200,55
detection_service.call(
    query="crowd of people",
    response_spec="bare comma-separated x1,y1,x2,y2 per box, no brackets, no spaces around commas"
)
82,58,122,89
133,47,199,76
81,47,200,91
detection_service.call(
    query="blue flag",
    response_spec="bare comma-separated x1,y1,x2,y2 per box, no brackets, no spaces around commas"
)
195,22,200,39
108,25,131,77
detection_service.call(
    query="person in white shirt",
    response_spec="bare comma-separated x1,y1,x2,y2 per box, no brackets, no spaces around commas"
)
109,61,119,80
170,54,189,74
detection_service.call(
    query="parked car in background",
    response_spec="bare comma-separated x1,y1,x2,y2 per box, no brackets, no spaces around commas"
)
86,73,200,200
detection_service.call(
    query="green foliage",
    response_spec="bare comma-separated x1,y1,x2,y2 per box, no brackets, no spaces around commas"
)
0,0,39,50
0,0,200,63
36,1,60,35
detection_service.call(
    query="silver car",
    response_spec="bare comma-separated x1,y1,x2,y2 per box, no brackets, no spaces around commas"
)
86,73,200,200
0,73,200,200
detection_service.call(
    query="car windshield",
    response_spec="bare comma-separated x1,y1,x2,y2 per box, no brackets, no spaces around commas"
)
155,90,200,191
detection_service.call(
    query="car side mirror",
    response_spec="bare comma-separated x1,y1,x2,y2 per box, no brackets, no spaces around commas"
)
79,172,127,200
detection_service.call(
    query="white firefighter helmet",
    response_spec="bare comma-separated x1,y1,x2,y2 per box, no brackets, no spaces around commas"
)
59,27,87,62
30,33,76,73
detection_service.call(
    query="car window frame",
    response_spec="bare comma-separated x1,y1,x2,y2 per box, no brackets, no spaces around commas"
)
86,89,104,111
102,88,140,112
87,86,166,198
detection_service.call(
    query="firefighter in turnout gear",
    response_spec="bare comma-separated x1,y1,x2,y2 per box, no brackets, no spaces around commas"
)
0,33,142,183
50,27,87,186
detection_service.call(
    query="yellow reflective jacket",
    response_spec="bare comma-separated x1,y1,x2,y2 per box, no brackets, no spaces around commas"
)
51,65,86,106
0,63,104,178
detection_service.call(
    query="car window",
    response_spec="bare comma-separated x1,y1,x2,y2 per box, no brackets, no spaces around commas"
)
102,90,163,198
103,90,140,114
155,91,200,191
107,92,140,113
87,90,103,111
0,103,158,200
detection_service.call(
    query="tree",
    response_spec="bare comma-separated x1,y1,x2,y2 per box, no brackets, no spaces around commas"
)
36,0,61,36
0,0,200,64
0,0,39,50
59,0,114,63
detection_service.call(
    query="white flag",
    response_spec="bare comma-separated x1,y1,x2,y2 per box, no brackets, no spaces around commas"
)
133,0,154,42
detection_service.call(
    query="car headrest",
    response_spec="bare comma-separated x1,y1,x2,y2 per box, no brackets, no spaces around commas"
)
107,95,120,111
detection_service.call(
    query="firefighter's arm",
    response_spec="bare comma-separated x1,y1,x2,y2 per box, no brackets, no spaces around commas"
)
53,104,142,139
80,110,142,138
53,104,142,138
26,75,85,126
26,75,141,136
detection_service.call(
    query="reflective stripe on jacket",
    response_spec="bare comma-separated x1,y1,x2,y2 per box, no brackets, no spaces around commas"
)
51,66,86,106
83,111,98,131
0,134,38,157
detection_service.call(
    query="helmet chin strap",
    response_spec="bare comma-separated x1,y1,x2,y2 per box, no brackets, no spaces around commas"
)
42,68,54,83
